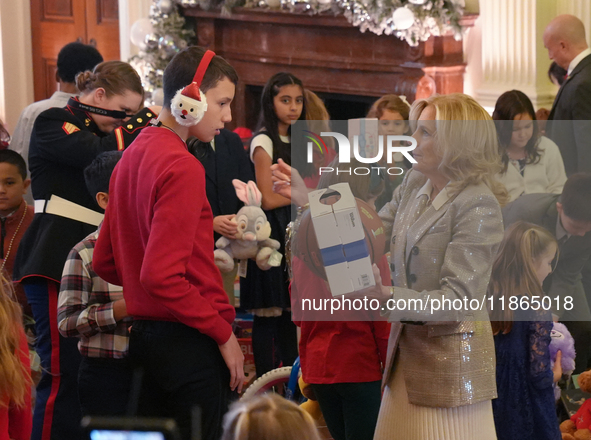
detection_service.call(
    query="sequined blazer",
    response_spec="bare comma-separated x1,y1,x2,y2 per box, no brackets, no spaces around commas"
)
378,169,503,408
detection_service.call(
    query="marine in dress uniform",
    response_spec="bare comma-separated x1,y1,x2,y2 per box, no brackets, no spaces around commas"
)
14,97,154,440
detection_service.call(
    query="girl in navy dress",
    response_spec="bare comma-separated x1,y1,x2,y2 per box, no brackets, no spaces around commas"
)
243,72,306,377
489,221,562,440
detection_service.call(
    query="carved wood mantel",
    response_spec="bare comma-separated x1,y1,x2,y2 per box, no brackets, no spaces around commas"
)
183,7,477,128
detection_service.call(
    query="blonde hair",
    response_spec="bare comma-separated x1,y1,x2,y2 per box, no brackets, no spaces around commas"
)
305,89,330,121
221,394,322,440
409,93,509,205
488,221,558,334
0,275,30,408
304,89,334,150
76,60,144,99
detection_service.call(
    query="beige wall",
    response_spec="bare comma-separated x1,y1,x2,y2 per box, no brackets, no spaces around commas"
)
465,0,480,13
120,0,152,61
0,0,33,132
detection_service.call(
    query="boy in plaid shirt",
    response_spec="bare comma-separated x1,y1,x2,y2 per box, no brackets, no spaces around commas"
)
57,151,130,417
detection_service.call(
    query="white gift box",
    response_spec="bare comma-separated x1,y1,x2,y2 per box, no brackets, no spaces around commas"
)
308,182,375,296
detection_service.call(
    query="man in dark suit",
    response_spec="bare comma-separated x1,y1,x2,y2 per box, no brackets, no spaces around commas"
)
503,174,591,373
188,128,254,305
544,14,591,175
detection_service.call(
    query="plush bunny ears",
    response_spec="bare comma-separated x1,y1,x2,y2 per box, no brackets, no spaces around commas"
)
170,50,215,127
233,179,262,207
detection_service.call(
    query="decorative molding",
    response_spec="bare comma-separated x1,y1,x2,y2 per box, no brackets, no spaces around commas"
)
476,0,558,110
0,0,34,131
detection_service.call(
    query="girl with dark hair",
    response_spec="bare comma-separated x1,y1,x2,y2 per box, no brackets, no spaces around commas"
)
493,90,566,202
242,72,306,377
548,61,568,87
254,72,306,166
14,60,157,440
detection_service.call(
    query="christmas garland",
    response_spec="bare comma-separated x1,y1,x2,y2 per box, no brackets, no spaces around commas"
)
176,0,465,47
130,0,464,103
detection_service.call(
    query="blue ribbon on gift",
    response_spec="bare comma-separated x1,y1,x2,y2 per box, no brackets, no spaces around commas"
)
320,238,369,267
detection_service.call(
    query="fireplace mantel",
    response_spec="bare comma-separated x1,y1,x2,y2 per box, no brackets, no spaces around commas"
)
183,7,477,128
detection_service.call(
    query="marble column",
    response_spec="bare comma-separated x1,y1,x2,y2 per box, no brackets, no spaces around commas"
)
475,0,559,111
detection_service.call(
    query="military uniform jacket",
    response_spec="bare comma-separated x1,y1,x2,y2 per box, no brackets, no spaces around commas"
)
14,97,154,282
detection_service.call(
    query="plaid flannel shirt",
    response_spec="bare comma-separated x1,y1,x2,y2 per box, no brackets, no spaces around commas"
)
58,228,130,359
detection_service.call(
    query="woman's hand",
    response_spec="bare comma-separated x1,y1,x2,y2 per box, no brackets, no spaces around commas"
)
553,350,563,383
254,148,292,210
271,159,309,207
270,159,293,199
347,264,391,303
213,214,237,239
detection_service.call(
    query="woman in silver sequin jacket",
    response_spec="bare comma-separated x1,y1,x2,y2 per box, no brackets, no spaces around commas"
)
373,94,507,440
271,94,508,440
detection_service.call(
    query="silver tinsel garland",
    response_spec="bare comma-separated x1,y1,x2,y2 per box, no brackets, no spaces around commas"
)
130,0,196,104
324,0,464,46
131,0,464,100
175,0,464,47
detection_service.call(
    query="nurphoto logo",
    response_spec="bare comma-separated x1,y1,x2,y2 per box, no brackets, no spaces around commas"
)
301,119,417,177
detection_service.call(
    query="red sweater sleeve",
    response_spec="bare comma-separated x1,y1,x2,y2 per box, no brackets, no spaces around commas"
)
138,158,233,345
8,330,32,440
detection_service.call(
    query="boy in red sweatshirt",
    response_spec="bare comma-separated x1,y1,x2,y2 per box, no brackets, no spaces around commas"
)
93,47,244,440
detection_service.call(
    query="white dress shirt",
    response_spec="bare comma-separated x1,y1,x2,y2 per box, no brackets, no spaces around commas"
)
496,136,567,202
568,47,591,76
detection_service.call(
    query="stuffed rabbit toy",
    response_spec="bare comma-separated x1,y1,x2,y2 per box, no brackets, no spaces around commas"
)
214,179,282,273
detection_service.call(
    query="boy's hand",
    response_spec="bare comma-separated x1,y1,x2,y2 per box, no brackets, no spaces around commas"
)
113,298,128,321
213,214,238,239
219,333,245,393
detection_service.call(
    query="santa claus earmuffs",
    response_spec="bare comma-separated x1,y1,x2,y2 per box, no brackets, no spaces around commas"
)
170,49,216,127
